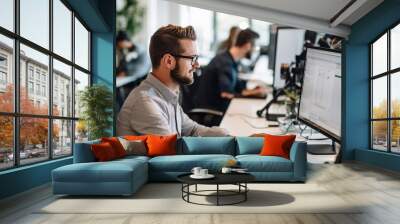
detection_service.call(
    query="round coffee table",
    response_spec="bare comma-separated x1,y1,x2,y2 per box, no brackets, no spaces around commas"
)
177,173,255,206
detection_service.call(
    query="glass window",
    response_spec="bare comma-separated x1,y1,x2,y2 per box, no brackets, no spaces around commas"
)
216,12,249,44
53,0,72,60
372,121,388,151
251,19,270,46
74,17,89,70
20,0,49,49
75,120,88,143
74,69,89,118
0,116,13,170
0,35,14,113
53,119,72,158
0,0,14,31
372,33,387,76
20,44,49,115
53,59,72,116
391,120,400,153
372,76,387,119
19,117,49,165
391,72,400,118
28,81,34,93
391,24,400,70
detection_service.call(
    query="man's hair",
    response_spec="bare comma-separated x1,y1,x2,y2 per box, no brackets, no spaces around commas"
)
149,24,197,68
235,28,260,47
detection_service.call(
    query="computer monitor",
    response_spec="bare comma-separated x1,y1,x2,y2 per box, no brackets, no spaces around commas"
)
298,47,342,142
273,27,305,89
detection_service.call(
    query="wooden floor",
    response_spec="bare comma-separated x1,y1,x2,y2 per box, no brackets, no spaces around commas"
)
1,158,400,224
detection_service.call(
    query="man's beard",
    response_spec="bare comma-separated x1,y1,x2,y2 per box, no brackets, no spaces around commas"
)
171,64,194,85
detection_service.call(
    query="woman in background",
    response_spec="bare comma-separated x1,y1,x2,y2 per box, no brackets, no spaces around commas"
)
217,26,241,53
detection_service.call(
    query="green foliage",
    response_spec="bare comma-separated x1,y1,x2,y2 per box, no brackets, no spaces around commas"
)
117,0,145,36
79,84,113,140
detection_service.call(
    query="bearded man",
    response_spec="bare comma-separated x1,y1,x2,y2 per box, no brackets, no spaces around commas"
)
117,25,228,137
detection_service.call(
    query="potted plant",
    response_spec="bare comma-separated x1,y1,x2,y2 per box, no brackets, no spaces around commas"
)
79,84,113,140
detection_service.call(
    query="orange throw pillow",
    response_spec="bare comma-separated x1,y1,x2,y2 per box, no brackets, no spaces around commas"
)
146,134,177,157
260,134,296,159
91,142,117,161
101,137,126,158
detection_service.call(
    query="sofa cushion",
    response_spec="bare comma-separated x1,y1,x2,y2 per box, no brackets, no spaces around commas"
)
53,157,148,182
148,154,235,172
236,155,293,172
180,137,235,155
236,137,263,155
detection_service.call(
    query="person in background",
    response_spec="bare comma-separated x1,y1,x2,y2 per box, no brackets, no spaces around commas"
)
117,25,228,137
116,31,136,77
217,26,241,53
196,28,267,113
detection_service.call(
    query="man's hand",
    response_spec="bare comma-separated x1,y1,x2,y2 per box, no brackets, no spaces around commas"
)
221,92,235,99
241,86,267,97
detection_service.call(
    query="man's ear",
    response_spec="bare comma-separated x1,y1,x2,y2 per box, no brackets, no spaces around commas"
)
162,54,176,70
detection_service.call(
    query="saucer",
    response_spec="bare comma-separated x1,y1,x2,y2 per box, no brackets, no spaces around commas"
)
190,174,215,179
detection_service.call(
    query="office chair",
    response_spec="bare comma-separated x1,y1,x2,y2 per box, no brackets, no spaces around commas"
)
180,68,224,127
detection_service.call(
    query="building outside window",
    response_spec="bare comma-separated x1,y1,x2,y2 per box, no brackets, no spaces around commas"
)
0,0,92,170
371,23,400,154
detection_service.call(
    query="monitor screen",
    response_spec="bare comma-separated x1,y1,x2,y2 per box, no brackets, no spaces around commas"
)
298,47,341,141
273,28,305,89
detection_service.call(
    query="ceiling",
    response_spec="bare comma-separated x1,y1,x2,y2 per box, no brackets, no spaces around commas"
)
165,0,384,37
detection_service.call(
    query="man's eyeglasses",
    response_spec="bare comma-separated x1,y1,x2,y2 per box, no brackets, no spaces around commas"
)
171,54,199,65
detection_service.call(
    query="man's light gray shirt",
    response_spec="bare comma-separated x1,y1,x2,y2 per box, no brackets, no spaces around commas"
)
117,74,228,137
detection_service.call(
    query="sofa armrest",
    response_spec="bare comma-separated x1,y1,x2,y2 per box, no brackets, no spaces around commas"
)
73,140,100,163
289,141,307,181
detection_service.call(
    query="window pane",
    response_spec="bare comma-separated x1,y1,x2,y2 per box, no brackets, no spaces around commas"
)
20,0,49,49
20,44,49,115
0,0,14,31
75,120,88,143
372,33,387,76
391,72,400,118
391,24,400,70
0,35,14,112
74,69,89,118
0,116,13,170
20,117,49,165
391,120,400,153
251,19,270,46
53,0,72,60
372,121,388,151
53,119,72,158
53,59,72,117
216,13,249,47
75,18,89,70
372,76,387,119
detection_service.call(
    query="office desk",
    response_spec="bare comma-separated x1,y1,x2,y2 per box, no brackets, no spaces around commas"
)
220,98,284,136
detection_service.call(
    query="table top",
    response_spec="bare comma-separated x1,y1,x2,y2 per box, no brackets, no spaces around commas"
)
177,172,255,185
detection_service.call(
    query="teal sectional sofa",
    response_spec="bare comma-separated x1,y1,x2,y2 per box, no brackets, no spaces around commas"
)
52,137,307,196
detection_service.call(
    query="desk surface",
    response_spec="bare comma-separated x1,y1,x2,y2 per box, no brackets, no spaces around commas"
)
220,98,285,136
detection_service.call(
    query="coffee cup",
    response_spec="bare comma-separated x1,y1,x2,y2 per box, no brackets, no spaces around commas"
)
221,167,232,174
200,169,208,176
191,167,202,176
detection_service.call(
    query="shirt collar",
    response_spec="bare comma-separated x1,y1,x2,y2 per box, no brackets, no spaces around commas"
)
146,73,180,103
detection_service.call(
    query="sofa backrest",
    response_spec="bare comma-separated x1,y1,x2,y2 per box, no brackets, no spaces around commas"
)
236,137,264,155
179,137,236,155
73,139,100,163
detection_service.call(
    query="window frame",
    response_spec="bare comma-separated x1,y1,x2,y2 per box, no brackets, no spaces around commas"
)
0,0,92,171
370,20,400,154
